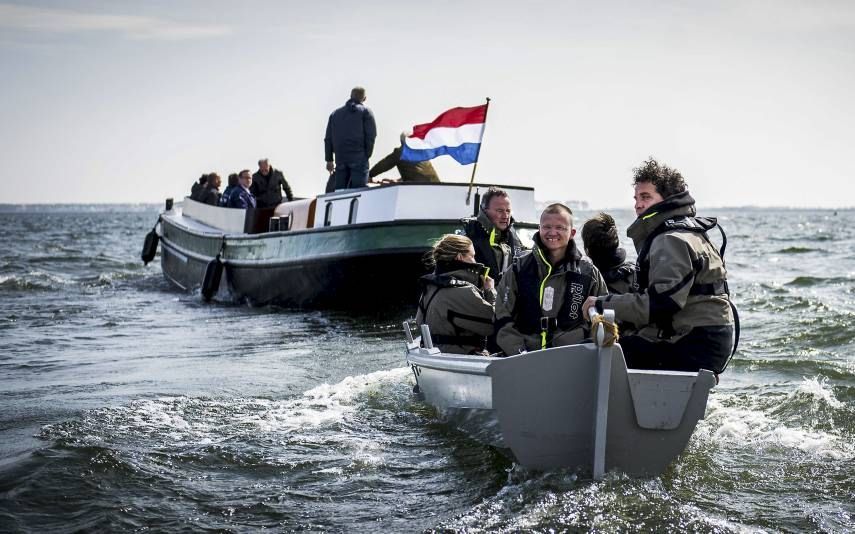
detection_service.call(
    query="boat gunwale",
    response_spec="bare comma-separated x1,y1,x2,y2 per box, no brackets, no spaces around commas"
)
161,214,539,241
406,349,499,376
320,181,535,194
407,345,709,381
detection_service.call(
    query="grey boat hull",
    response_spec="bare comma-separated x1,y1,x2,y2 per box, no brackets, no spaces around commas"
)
406,339,716,477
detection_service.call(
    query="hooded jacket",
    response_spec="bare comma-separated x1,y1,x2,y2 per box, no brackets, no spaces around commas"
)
197,184,221,207
495,235,607,354
190,181,204,201
596,191,733,345
463,210,524,283
251,167,294,208
324,99,377,164
589,247,636,295
415,260,496,355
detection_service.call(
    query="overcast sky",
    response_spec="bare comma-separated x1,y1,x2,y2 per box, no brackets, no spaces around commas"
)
1,0,853,208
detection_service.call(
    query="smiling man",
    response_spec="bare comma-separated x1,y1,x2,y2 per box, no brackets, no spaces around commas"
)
494,203,607,355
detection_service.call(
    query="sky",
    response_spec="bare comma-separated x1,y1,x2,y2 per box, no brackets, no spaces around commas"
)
1,0,853,208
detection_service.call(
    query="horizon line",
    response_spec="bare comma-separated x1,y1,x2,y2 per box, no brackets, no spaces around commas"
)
0,201,852,211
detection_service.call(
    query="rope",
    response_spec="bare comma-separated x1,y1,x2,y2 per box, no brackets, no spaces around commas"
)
591,315,619,347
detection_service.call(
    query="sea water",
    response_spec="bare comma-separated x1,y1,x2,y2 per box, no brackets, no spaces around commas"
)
0,205,852,532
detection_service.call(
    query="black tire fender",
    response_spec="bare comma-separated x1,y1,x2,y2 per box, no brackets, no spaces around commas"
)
141,227,159,265
201,255,224,302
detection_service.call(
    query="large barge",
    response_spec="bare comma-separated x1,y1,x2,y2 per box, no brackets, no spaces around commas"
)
145,182,537,308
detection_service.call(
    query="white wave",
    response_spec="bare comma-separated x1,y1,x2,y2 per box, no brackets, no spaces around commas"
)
27,269,71,284
698,393,852,460
45,367,413,459
0,271,71,287
791,376,843,410
675,503,770,533
249,367,410,433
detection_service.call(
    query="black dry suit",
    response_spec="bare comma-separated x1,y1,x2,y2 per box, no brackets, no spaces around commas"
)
415,260,496,355
462,210,524,283
588,246,636,295
495,234,607,355
596,191,737,374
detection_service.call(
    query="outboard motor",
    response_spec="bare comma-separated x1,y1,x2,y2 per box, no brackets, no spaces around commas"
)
201,254,224,302
141,220,159,265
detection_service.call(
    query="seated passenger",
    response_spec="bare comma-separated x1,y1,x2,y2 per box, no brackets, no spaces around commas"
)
581,212,636,294
190,174,208,201
219,173,239,207
226,170,256,209
415,234,496,355
583,158,735,375
495,203,608,355
461,187,525,284
369,133,440,183
197,172,222,206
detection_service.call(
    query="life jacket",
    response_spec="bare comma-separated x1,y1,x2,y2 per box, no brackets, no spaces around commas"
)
417,264,491,350
635,215,740,361
635,216,727,295
511,245,596,348
463,218,520,281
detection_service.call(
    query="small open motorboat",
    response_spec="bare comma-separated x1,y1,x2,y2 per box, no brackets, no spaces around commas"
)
403,311,716,479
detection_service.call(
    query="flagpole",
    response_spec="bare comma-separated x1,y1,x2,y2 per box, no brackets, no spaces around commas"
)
466,97,491,205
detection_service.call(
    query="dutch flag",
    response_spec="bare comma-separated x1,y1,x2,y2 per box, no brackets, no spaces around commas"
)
400,104,488,165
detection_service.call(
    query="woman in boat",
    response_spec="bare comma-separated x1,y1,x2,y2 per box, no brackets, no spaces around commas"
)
415,234,496,355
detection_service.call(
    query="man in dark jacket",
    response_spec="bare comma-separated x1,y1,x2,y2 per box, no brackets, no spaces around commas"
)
189,174,208,201
583,158,735,374
226,170,256,209
251,158,293,208
197,173,222,206
369,133,440,183
581,212,636,294
495,203,608,355
324,86,377,191
462,187,524,284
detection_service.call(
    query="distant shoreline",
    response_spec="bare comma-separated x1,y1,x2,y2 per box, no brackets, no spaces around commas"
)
1,203,852,213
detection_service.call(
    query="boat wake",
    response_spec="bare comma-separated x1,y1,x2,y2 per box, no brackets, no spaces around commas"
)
40,367,414,469
28,366,507,531
696,377,853,461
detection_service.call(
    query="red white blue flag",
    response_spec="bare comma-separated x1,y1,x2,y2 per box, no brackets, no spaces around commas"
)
400,104,488,165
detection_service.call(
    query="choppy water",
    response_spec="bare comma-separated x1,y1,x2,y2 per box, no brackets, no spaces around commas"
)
0,204,853,532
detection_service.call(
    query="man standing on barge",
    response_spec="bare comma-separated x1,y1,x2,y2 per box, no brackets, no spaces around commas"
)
324,86,377,191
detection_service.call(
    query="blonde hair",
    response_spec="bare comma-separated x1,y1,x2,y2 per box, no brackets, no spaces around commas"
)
427,234,473,267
